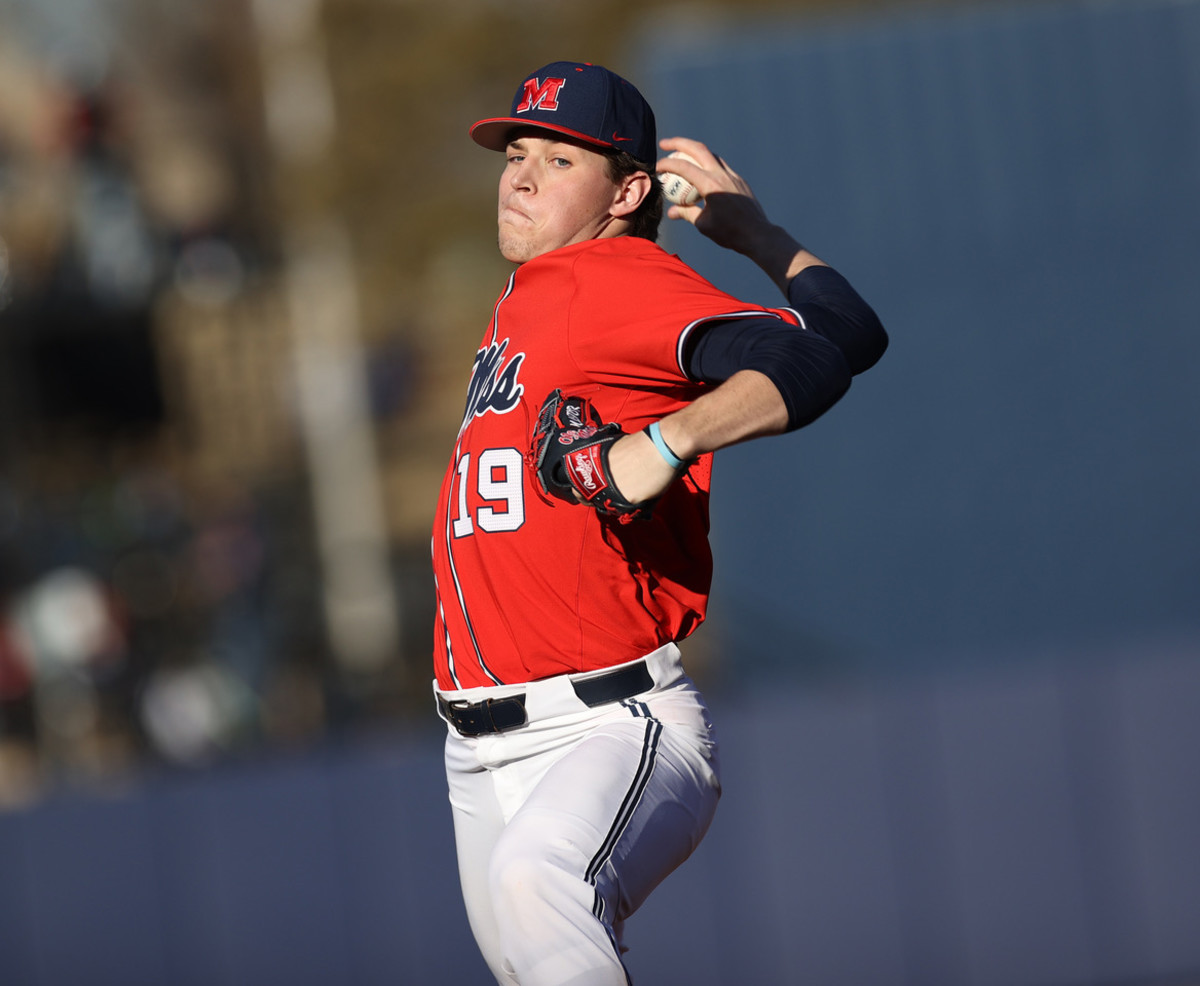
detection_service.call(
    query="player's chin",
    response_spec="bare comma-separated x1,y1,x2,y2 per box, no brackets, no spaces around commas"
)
498,229,537,264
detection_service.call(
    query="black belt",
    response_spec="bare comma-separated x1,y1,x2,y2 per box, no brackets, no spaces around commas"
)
438,660,655,737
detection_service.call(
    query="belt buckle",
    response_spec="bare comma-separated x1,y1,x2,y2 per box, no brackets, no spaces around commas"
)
441,698,482,736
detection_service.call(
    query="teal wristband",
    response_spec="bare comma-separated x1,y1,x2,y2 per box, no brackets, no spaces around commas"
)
645,421,687,470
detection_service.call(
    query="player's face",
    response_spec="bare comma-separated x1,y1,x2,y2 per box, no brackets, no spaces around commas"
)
497,135,629,264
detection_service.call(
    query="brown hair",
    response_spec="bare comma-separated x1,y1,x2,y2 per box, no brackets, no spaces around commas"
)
606,150,663,242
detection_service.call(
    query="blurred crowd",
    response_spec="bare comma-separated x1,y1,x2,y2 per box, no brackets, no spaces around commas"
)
0,4,429,810
0,468,333,802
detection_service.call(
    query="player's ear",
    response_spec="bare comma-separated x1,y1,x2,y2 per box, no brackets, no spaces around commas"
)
610,171,652,219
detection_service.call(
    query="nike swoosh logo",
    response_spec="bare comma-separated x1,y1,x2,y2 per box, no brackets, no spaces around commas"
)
612,132,631,143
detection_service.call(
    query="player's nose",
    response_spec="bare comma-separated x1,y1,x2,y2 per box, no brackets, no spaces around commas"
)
507,159,535,191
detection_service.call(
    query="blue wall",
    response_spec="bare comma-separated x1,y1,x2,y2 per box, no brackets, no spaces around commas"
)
0,733,482,986
2,646,1199,985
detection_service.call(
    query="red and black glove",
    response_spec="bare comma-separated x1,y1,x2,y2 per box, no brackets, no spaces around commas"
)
530,390,653,521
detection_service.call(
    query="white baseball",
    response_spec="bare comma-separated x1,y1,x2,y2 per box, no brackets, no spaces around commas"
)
658,151,702,206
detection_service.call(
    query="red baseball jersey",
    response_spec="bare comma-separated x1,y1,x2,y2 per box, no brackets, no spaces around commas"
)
432,236,801,690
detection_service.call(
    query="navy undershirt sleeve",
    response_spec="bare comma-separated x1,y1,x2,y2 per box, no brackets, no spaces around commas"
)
685,317,851,430
683,264,887,431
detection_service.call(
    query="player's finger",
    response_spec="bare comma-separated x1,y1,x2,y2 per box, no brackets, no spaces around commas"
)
658,143,750,203
658,136,722,170
654,152,707,187
666,201,704,225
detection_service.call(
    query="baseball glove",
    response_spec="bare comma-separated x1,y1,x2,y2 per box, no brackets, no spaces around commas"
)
530,390,652,521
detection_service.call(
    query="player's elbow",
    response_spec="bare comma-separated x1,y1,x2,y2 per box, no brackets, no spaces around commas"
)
764,333,854,432
846,310,888,376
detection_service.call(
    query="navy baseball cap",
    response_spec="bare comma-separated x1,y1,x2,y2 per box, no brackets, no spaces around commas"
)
470,61,657,165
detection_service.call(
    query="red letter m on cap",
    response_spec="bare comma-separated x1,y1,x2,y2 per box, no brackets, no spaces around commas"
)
516,77,565,113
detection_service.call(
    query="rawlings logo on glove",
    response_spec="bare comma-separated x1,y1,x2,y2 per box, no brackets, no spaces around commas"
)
530,390,653,521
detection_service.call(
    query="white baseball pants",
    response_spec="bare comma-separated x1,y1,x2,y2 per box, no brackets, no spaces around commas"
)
437,644,721,986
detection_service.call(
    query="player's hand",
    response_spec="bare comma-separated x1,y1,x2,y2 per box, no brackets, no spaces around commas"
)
657,136,825,294
656,137,773,252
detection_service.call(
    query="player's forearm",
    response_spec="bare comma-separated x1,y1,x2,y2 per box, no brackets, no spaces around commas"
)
659,369,790,458
607,370,788,504
732,221,829,296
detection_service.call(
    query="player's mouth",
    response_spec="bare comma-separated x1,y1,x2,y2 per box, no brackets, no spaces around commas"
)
499,204,534,225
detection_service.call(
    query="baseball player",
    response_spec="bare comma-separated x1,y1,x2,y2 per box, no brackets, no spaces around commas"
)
432,61,887,985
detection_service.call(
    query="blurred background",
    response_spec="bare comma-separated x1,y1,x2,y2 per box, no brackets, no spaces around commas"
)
1,0,1198,983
